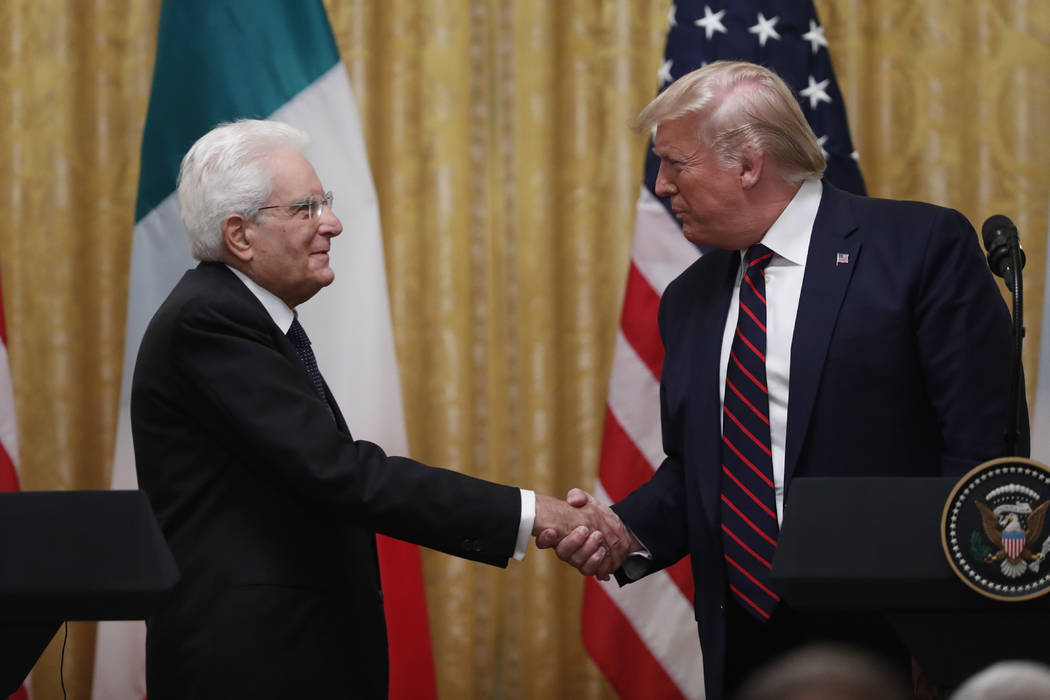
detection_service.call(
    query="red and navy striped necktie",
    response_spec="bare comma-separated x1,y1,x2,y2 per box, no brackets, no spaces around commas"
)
720,244,781,621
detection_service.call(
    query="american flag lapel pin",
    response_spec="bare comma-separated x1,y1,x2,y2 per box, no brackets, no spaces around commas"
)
836,252,849,266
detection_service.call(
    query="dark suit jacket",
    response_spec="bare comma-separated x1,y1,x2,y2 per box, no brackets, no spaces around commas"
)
612,182,1021,700
133,262,521,699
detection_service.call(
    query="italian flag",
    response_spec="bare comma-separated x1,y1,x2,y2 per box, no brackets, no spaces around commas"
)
91,2,436,698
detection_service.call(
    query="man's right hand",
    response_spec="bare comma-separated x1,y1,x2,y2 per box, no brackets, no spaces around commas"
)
532,489,640,581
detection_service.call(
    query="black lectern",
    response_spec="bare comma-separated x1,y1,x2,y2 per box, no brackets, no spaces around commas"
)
771,477,1050,687
0,490,179,694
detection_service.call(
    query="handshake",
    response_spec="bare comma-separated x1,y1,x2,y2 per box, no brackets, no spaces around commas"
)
532,489,642,581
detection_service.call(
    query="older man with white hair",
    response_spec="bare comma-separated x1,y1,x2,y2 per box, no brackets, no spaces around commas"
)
133,119,629,699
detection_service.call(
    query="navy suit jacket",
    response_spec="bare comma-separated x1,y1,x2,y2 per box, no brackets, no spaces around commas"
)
133,262,521,699
612,182,1021,700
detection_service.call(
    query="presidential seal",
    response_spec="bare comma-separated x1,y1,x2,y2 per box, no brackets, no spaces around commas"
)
942,457,1050,601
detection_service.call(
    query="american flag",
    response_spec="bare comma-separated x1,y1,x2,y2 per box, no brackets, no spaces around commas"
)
582,2,864,697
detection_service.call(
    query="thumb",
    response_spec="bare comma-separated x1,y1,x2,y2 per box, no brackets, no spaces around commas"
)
535,528,560,549
565,488,591,508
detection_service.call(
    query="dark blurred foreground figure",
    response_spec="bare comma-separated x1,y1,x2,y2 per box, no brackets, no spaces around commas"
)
733,645,910,700
132,119,631,700
951,661,1050,700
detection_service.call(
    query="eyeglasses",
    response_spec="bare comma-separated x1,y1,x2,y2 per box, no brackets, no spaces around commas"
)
257,191,334,220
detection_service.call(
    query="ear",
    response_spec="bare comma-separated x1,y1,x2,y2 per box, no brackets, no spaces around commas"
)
738,149,764,190
222,214,253,262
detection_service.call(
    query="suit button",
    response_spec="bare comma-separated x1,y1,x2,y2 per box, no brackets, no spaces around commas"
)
462,538,481,552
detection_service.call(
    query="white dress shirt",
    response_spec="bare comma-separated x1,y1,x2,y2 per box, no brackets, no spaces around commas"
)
718,179,822,523
227,265,534,559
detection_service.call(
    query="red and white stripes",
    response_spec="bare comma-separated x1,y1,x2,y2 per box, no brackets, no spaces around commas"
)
582,188,704,699
0,274,20,492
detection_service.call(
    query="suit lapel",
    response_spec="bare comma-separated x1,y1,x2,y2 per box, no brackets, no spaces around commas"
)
203,263,350,433
784,184,860,486
695,250,740,532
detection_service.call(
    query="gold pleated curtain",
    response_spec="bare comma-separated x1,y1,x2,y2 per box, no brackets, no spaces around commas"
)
0,1,1047,698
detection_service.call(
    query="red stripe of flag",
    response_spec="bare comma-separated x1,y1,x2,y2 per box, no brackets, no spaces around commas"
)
582,580,687,700
599,408,659,502
0,446,18,492
0,273,18,494
620,262,665,380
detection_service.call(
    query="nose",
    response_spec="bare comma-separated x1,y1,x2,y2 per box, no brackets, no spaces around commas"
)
319,204,342,238
654,161,676,197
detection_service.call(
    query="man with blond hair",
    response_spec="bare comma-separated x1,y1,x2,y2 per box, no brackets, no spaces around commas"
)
545,61,1020,699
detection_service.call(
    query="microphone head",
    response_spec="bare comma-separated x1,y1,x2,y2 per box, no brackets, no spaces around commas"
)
982,214,1017,249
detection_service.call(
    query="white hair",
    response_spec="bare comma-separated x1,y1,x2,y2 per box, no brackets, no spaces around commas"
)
952,661,1050,700
176,119,310,261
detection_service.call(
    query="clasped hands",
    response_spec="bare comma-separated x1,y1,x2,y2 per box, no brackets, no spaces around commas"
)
532,488,641,581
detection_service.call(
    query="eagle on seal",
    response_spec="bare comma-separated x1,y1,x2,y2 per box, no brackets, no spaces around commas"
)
977,498,1050,578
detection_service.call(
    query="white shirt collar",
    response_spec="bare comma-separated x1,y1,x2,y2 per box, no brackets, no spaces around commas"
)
226,265,296,333
758,178,822,266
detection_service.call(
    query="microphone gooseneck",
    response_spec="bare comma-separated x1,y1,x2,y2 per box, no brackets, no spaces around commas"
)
981,214,1025,457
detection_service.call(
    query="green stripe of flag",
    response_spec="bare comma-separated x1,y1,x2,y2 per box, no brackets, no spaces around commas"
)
136,0,340,221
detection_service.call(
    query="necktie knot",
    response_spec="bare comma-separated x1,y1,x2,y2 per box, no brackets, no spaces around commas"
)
745,244,774,272
287,319,312,351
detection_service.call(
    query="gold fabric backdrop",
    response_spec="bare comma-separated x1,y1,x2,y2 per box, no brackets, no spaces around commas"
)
0,1,1047,698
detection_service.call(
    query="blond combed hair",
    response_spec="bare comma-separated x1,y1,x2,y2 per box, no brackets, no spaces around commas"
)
635,61,826,183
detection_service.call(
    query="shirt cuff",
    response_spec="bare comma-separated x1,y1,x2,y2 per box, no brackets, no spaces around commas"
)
619,537,653,581
513,489,535,561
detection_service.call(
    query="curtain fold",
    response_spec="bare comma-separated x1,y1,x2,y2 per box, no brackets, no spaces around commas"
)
1,1,1046,697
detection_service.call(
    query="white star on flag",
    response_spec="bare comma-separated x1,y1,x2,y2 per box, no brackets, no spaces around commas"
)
800,75,832,109
748,12,781,47
802,19,828,54
817,134,829,158
668,3,677,29
658,58,674,87
695,5,727,40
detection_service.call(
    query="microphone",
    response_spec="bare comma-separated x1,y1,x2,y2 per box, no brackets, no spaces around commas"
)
982,214,1026,292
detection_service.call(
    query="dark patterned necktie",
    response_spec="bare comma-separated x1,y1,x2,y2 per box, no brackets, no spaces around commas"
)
287,318,327,403
719,244,781,621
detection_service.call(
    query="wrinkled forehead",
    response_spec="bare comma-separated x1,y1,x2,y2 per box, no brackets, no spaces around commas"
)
262,148,323,197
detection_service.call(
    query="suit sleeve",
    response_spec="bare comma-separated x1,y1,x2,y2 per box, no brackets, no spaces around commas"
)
167,296,521,566
913,208,1025,473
